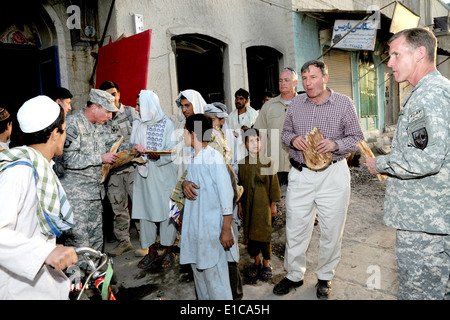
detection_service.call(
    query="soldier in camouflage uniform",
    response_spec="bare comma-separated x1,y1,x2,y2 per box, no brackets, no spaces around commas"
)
60,89,144,252
366,28,449,300
99,81,139,257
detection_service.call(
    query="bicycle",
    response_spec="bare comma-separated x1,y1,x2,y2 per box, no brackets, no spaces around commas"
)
66,247,116,300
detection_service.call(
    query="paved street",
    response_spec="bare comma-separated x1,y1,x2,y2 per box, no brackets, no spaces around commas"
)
105,166,399,301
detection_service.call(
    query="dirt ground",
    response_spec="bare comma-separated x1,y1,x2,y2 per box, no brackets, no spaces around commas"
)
103,158,399,301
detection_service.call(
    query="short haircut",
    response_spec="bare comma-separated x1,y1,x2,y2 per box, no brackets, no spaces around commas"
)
99,81,120,92
49,87,73,101
301,60,328,76
388,28,437,64
0,108,12,134
243,127,260,144
185,113,213,142
281,67,299,81
0,120,11,134
22,107,65,145
235,88,250,100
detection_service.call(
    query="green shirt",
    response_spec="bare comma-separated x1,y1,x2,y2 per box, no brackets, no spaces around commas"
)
238,154,281,243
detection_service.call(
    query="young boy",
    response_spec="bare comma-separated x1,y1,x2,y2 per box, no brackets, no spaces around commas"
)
179,113,236,300
204,102,243,300
238,128,281,280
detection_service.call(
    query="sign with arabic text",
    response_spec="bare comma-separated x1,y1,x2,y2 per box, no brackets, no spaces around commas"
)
331,20,377,51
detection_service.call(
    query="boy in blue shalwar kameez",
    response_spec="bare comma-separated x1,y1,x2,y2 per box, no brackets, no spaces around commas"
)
179,114,235,300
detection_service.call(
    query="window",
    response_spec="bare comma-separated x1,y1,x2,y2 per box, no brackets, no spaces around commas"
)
359,52,377,117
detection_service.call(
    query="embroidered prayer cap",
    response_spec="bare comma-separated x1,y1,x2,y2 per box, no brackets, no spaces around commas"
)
17,96,61,133
89,88,119,112
0,107,10,122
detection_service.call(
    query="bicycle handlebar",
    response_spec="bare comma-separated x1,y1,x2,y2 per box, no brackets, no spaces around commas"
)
73,247,111,300
75,247,103,258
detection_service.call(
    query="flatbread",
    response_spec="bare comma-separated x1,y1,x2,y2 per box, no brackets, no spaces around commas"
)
302,127,332,171
357,140,387,181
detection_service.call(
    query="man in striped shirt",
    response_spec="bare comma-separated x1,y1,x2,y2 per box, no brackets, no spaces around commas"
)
274,60,364,299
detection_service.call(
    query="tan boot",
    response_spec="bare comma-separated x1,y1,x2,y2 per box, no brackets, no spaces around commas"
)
108,240,133,257
134,247,149,257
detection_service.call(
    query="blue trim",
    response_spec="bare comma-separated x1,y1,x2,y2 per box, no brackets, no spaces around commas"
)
4,160,37,181
42,209,62,237
3,160,61,237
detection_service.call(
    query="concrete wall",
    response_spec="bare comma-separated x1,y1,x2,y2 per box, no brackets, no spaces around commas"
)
292,13,322,91
11,0,447,116
102,0,293,116
39,0,98,113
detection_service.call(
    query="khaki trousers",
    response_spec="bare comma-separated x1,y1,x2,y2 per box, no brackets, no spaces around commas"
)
284,160,350,281
107,169,134,242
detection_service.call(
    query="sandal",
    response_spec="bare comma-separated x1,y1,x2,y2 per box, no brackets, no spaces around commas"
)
161,252,175,269
261,266,273,280
247,264,261,278
137,254,159,269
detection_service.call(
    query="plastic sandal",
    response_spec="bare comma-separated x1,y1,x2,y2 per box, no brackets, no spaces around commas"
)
247,264,261,278
261,266,273,280
161,252,175,269
137,254,159,269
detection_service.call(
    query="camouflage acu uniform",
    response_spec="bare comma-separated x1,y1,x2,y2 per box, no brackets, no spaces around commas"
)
375,71,450,300
105,104,137,243
60,110,120,251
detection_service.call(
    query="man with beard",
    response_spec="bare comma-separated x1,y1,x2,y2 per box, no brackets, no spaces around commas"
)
228,88,258,132
228,88,258,162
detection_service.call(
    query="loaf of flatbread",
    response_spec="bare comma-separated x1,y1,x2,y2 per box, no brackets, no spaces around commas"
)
303,127,333,171
357,140,387,181
100,136,147,183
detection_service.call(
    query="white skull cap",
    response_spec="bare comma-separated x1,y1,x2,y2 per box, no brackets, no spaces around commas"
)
17,95,61,133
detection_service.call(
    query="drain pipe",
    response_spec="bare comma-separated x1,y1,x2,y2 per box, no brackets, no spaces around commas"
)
89,0,116,86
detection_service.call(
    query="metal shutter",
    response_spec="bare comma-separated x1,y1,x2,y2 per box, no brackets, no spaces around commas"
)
323,49,353,99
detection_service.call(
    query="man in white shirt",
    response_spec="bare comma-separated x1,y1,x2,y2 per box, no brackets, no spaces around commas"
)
0,96,78,300
228,88,259,162
228,88,258,132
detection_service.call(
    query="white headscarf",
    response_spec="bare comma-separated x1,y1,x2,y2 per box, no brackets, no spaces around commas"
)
139,90,166,125
131,90,167,147
176,89,206,114
174,89,207,129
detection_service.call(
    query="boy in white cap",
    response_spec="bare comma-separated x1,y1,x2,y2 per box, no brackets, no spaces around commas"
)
60,89,144,253
0,96,78,300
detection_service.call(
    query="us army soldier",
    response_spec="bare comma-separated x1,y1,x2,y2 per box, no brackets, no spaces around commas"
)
60,89,143,252
365,28,449,300
99,81,139,256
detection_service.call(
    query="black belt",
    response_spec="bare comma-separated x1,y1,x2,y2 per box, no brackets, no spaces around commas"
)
290,158,338,172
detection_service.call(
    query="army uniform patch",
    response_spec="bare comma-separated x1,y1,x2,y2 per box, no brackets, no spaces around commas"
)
407,108,433,150
65,126,78,148
412,127,428,150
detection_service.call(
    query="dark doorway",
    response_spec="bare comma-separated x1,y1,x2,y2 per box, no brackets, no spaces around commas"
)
246,46,281,110
172,34,225,103
0,44,61,147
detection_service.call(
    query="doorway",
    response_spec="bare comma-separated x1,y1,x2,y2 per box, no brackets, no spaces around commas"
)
246,46,281,110
0,44,61,147
172,34,225,104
